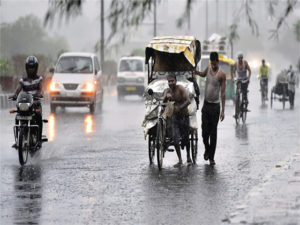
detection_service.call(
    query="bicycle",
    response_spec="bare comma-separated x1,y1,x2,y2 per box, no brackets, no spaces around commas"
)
234,79,249,125
260,78,268,105
147,89,198,170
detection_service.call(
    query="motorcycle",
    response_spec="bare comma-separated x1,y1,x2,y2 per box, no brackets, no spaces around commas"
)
9,92,48,165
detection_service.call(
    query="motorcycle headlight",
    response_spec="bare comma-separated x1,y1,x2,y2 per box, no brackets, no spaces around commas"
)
18,103,30,111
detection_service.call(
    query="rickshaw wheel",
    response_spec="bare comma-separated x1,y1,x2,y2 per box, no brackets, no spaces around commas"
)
190,129,198,164
156,119,164,170
282,90,286,110
270,89,273,108
235,93,241,125
242,104,247,124
148,134,155,165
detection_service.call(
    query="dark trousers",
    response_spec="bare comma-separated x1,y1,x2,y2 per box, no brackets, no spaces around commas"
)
201,101,220,160
289,90,295,106
241,81,249,101
260,78,268,96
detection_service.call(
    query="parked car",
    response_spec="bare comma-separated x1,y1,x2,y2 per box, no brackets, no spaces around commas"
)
49,52,103,113
117,56,146,100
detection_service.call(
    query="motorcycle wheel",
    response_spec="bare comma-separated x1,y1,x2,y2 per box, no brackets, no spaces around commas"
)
18,128,28,165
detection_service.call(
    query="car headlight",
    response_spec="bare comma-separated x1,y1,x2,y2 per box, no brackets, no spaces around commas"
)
18,103,30,111
82,82,95,92
49,81,59,91
118,77,125,83
136,77,144,83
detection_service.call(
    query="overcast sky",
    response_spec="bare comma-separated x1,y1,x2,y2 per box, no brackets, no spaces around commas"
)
1,0,299,74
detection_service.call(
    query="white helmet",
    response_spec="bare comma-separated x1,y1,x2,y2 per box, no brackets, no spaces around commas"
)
237,52,243,58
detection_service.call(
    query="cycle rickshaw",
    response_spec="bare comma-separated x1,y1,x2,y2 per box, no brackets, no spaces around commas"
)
219,54,235,104
270,81,289,109
142,36,201,170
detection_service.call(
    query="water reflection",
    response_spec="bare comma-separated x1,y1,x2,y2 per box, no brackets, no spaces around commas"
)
48,113,56,141
84,114,95,134
142,164,224,224
47,112,96,140
235,124,248,140
13,165,43,225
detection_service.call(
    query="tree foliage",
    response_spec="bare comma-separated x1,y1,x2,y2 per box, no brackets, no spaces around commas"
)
294,19,300,42
44,0,298,45
0,15,69,60
0,58,13,77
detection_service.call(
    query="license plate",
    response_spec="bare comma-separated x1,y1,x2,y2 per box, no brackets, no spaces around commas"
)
125,87,136,91
16,115,32,120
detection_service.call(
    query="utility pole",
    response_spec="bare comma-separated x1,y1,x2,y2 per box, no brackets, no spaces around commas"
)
100,0,104,68
154,0,157,37
216,0,219,33
187,4,191,33
205,0,208,39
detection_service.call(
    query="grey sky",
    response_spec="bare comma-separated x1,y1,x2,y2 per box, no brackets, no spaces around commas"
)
0,0,299,74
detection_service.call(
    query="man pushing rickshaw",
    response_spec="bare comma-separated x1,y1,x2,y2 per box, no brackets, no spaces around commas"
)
142,36,200,170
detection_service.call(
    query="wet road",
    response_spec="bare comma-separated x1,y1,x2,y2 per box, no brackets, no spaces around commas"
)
1,80,299,225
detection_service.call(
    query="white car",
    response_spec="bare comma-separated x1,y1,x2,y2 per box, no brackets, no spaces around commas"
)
49,52,103,113
117,56,146,100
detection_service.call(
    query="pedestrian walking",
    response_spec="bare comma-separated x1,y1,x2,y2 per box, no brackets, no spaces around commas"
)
287,65,296,109
195,52,226,165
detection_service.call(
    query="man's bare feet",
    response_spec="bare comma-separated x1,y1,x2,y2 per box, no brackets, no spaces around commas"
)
174,162,183,168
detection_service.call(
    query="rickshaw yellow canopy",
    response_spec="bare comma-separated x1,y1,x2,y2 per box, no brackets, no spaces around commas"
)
219,53,235,65
146,36,200,67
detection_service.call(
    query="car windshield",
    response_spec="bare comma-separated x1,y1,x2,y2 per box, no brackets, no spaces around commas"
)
56,57,93,74
119,59,143,72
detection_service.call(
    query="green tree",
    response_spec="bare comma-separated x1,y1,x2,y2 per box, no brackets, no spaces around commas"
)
0,15,69,60
294,19,300,71
45,0,298,41
0,58,13,77
294,19,300,42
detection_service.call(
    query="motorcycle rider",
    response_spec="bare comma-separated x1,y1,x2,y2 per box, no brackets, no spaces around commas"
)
9,56,44,146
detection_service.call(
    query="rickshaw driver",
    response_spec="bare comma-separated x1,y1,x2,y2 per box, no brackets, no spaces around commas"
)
163,74,191,167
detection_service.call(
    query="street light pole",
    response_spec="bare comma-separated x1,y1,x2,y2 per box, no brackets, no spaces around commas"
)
100,0,104,68
205,0,208,39
154,0,157,37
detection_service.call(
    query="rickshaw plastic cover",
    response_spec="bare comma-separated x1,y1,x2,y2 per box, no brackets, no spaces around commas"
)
145,36,201,68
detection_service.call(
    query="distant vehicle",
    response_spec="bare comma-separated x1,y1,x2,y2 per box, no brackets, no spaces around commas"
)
116,56,146,100
49,52,103,114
